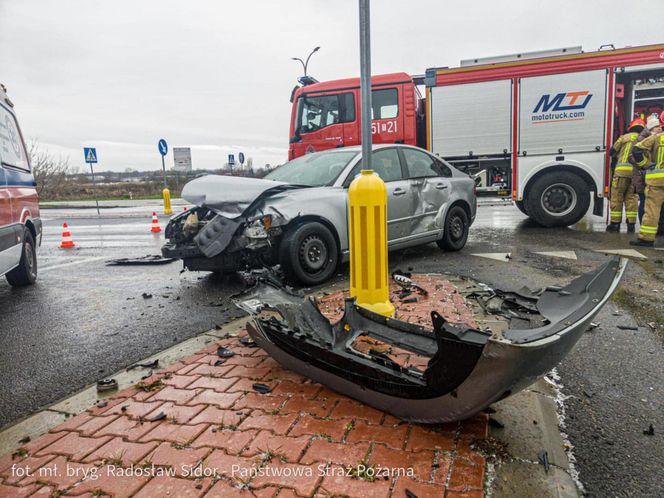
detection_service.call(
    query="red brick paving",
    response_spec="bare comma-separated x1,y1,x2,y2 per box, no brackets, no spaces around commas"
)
0,276,487,497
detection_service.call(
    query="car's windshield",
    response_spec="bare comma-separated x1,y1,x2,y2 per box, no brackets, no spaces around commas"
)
265,151,358,187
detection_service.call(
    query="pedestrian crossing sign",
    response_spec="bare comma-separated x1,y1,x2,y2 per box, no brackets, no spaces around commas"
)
84,147,98,164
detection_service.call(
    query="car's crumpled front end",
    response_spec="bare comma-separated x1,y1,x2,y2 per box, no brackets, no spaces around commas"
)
233,257,626,423
161,176,297,272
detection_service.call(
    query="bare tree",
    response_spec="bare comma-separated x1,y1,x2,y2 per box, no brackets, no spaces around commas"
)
28,140,72,198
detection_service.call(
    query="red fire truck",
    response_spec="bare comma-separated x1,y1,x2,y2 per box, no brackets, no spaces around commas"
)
288,43,664,227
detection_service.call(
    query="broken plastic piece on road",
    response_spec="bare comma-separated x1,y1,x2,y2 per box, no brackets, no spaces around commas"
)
216,346,235,358
233,257,626,423
239,335,257,347
538,450,550,473
96,378,118,393
252,383,272,394
148,411,167,422
106,255,175,266
127,359,159,371
392,272,428,296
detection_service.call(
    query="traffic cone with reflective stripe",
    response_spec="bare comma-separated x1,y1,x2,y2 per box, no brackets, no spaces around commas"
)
59,223,75,248
150,212,161,233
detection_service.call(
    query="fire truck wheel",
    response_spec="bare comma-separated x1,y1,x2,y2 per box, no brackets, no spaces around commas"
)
525,172,590,227
279,222,339,286
437,205,469,252
515,200,528,216
6,228,38,287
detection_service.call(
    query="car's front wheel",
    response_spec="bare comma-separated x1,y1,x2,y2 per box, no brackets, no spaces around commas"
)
437,205,469,251
6,228,38,287
279,222,339,286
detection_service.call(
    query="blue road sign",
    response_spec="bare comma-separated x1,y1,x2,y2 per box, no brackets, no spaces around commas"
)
84,147,98,164
238,152,245,165
228,153,235,166
158,139,168,156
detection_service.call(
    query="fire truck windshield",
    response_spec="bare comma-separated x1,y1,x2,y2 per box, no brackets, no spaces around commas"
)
296,93,355,135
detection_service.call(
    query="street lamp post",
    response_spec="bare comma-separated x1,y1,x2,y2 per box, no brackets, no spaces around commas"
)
291,46,320,76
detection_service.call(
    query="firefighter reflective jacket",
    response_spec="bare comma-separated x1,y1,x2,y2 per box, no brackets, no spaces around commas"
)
632,132,664,186
611,132,639,178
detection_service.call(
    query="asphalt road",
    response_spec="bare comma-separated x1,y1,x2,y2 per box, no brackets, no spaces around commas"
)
0,210,245,429
0,202,662,496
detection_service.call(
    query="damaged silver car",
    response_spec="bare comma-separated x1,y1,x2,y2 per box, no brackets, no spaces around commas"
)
162,145,476,285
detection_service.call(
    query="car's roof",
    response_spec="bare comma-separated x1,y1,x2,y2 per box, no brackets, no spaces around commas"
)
321,144,424,153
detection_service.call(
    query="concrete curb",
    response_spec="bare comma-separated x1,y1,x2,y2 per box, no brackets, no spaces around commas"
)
489,378,581,498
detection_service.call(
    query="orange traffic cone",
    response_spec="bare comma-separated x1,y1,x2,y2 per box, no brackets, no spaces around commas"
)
150,212,161,233
59,223,75,248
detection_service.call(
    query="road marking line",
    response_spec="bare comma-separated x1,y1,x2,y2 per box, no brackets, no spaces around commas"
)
40,256,109,272
471,252,512,262
593,249,648,260
535,251,578,260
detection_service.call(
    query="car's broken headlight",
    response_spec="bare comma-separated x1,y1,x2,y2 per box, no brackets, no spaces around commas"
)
244,215,272,239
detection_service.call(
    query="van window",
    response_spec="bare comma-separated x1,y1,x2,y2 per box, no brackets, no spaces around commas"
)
297,92,355,134
0,104,29,170
371,88,399,120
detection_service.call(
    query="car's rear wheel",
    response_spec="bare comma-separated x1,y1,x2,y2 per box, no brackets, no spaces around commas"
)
6,229,37,287
437,205,469,251
279,222,338,286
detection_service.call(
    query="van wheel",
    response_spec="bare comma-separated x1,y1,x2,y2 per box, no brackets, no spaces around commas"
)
6,229,38,287
279,222,338,286
436,205,469,251
525,172,590,227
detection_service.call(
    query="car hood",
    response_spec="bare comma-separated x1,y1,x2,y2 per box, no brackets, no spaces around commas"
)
181,175,290,219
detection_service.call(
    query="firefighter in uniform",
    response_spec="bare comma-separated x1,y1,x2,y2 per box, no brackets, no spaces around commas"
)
606,118,645,232
629,129,664,247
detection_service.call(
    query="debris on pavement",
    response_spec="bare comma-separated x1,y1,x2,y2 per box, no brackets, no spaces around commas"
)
643,424,655,436
392,271,429,296
106,255,175,265
96,378,118,393
216,346,235,357
617,325,639,331
126,359,159,370
239,335,257,347
233,257,626,423
141,292,153,299
252,382,272,394
147,411,167,422
538,450,550,473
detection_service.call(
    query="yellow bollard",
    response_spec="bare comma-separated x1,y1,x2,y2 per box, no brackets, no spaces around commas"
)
162,187,173,215
348,169,395,317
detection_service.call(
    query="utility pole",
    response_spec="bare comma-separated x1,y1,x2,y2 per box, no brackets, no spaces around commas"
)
348,0,394,318
359,0,372,171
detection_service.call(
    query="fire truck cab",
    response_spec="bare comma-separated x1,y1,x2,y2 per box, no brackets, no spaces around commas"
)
288,43,664,227
0,83,41,287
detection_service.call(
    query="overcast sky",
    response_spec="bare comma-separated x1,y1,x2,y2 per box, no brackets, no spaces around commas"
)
1,0,662,172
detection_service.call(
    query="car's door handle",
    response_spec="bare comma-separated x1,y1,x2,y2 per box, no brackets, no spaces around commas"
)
435,183,448,190
393,188,406,196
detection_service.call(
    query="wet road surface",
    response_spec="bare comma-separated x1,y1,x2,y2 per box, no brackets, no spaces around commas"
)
0,203,662,496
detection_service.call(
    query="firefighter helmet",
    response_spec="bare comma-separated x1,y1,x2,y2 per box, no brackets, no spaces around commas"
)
628,117,645,131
